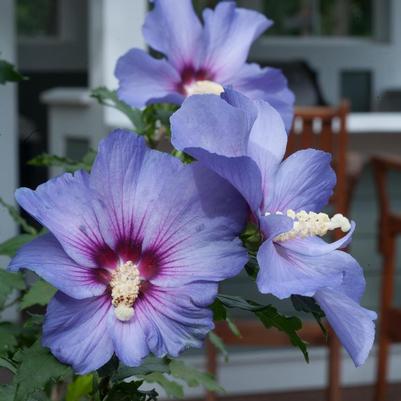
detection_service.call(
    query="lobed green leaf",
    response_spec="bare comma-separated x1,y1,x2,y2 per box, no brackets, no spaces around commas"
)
218,294,309,362
0,235,36,258
0,198,37,235
13,342,72,401
66,374,93,401
28,153,94,173
91,87,145,134
0,59,27,85
207,332,228,361
20,280,57,310
140,372,183,399
0,323,19,356
291,295,327,338
113,357,170,382
0,269,25,308
169,360,223,393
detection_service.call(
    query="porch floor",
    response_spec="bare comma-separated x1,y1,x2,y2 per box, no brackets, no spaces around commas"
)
193,382,401,401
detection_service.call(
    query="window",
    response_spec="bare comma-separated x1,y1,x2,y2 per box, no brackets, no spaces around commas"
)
195,0,379,39
17,0,59,38
239,0,373,37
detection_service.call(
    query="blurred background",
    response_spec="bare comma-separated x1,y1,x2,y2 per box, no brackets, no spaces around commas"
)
1,1,401,400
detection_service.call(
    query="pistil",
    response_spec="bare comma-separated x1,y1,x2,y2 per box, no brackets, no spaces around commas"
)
265,210,351,242
185,80,224,96
110,261,140,321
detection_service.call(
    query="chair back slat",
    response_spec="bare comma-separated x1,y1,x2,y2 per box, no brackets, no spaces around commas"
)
320,120,333,153
301,119,315,148
288,101,350,214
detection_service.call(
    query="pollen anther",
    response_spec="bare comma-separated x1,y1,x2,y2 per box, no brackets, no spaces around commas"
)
185,80,224,96
110,261,140,321
266,209,351,242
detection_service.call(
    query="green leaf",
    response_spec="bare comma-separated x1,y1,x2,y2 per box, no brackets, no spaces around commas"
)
20,280,57,310
141,373,183,399
211,299,226,321
66,375,93,401
28,153,93,173
211,300,240,337
0,59,26,85
23,314,44,330
27,391,51,401
244,256,259,280
114,357,170,382
91,87,145,133
218,294,309,362
170,149,194,164
207,332,228,362
0,234,36,258
13,342,72,401
217,294,265,312
0,269,25,308
105,381,158,401
0,356,17,373
0,384,15,401
0,323,20,356
240,223,262,254
0,198,37,235
169,360,223,393
255,307,309,363
97,355,119,379
226,317,241,337
291,295,327,338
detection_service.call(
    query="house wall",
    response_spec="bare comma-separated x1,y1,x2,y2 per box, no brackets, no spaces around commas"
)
251,0,401,107
0,0,18,247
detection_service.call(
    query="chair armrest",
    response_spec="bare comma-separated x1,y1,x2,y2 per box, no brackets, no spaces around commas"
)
371,154,401,172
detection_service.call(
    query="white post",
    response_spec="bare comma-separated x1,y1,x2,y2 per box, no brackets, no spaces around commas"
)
0,0,18,248
89,0,147,127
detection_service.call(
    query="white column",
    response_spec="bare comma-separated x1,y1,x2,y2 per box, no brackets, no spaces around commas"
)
89,0,148,127
0,0,18,248
89,0,147,88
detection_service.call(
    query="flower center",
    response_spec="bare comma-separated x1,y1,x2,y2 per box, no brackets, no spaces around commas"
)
109,261,140,322
265,210,351,242
185,80,224,96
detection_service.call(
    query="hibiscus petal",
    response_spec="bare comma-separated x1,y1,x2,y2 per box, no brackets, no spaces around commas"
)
171,93,255,157
231,63,295,130
108,313,149,367
8,233,106,299
143,0,203,70
43,293,113,374
90,131,248,284
314,288,376,367
171,93,263,212
115,48,183,108
202,2,271,82
183,148,262,215
142,162,248,286
246,100,288,206
136,283,216,358
90,130,151,249
16,170,107,267
259,213,294,241
267,149,336,213
256,239,346,299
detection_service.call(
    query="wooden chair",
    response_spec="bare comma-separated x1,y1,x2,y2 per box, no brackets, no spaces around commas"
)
372,155,401,401
288,101,363,215
206,101,363,401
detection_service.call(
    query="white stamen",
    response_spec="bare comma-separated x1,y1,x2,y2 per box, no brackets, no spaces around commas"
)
265,209,351,242
185,80,224,96
110,261,140,321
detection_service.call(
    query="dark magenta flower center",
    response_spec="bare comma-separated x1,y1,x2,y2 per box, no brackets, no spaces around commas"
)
176,65,215,95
